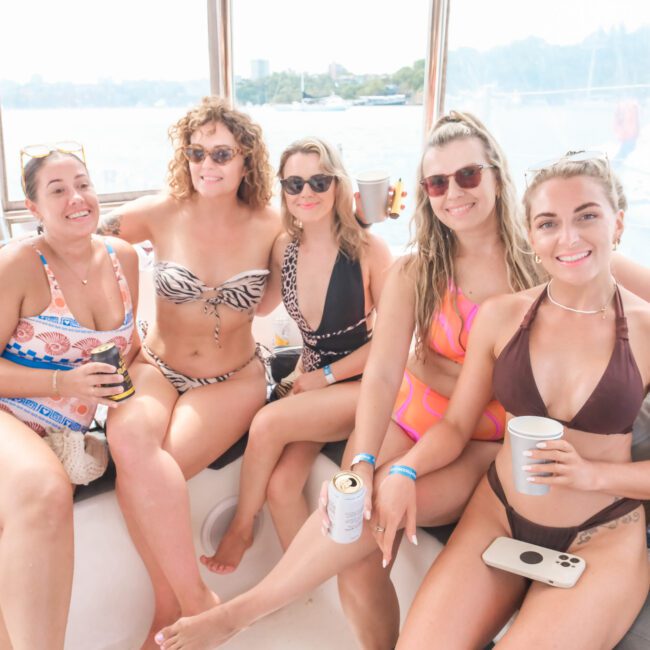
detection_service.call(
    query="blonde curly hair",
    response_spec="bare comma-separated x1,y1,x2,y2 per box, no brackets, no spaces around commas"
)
405,110,540,358
277,137,366,260
167,96,273,208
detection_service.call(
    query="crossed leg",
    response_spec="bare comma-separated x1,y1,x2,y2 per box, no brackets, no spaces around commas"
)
155,428,500,649
202,382,359,573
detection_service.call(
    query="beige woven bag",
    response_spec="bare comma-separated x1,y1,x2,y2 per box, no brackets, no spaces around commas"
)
43,428,108,485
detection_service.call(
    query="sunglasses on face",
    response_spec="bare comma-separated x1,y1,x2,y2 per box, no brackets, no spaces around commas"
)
182,144,241,165
280,174,335,195
420,164,495,197
20,141,86,190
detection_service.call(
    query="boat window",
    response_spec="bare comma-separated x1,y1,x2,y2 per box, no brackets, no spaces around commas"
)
445,0,650,265
0,0,210,218
231,0,429,253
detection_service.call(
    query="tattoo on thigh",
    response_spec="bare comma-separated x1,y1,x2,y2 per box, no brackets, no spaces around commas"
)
575,510,640,546
98,214,122,236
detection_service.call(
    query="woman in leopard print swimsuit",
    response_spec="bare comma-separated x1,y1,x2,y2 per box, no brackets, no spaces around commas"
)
202,137,393,574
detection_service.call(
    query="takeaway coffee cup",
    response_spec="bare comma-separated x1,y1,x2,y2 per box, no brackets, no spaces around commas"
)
508,416,564,496
356,171,390,223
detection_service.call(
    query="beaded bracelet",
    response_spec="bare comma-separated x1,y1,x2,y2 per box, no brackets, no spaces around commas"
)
389,464,417,481
351,453,376,469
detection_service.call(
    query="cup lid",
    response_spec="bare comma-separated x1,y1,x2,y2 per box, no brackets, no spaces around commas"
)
356,170,390,183
507,416,564,439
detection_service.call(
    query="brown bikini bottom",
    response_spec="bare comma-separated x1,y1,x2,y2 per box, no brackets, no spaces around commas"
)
487,462,642,552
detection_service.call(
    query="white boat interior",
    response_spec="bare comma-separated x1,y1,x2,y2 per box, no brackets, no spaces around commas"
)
68,455,445,650
1,1,649,648
59,267,650,650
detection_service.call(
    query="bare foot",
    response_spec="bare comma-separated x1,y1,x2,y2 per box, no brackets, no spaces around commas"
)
200,523,254,574
155,605,238,650
141,602,182,650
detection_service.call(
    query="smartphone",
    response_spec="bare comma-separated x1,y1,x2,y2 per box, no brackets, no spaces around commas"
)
482,536,586,588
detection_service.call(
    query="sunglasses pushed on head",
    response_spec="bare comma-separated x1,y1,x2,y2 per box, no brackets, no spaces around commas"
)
20,140,86,189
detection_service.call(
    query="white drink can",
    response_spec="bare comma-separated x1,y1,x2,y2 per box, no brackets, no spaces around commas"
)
327,471,366,544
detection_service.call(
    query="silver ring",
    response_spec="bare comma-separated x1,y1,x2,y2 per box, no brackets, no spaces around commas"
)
374,525,386,533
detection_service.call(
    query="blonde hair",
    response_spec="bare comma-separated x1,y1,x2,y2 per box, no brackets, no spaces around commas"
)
523,156,626,228
405,110,539,358
277,137,366,259
167,96,273,208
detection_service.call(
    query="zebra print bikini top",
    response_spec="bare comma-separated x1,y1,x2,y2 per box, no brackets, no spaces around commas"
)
153,260,269,345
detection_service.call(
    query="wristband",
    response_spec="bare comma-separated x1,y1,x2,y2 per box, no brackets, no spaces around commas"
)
323,364,336,385
389,464,417,481
52,369,60,397
351,453,376,469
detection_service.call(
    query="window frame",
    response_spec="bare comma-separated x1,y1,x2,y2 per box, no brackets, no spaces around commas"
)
0,0,446,235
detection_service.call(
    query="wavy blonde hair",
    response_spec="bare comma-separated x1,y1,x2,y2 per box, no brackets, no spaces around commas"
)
277,137,366,259
167,96,273,208
406,110,540,358
523,155,626,227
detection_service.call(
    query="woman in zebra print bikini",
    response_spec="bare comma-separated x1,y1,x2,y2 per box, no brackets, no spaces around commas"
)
201,136,393,575
97,97,281,648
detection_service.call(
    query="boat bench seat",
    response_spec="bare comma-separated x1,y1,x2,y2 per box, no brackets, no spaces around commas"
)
73,357,650,648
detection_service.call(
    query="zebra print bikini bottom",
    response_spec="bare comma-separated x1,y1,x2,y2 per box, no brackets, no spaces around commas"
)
142,342,269,395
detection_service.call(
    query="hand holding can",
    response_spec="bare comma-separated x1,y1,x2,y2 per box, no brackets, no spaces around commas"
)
90,343,135,402
327,471,366,544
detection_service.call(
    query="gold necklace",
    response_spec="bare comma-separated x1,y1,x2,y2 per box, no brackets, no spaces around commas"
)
546,279,616,319
44,238,95,286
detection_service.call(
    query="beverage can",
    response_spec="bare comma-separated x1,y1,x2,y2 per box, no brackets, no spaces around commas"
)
90,342,135,402
327,471,366,544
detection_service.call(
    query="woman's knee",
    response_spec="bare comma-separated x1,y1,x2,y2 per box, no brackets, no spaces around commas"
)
266,463,307,506
248,408,283,449
107,410,165,470
10,466,73,530
338,553,387,602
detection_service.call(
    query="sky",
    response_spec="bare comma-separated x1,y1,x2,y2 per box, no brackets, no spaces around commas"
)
0,0,648,83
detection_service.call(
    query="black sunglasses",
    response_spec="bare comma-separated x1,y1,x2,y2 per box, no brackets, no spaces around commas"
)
280,174,335,195
420,164,495,197
182,144,241,165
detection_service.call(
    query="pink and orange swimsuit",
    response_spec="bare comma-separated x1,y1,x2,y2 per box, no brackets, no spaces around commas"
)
392,285,505,442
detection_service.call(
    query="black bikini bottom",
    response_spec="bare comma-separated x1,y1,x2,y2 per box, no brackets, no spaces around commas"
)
487,462,641,552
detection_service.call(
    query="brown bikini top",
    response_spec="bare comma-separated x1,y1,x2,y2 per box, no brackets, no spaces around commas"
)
493,285,645,434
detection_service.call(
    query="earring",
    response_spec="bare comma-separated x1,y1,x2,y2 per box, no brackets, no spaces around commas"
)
534,254,541,264
612,239,619,251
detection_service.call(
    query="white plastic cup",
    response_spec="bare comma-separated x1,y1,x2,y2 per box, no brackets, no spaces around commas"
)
508,416,564,496
356,171,390,223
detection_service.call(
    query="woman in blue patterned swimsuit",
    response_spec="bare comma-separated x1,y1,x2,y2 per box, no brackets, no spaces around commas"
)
0,147,139,649
98,97,281,648
203,137,392,574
